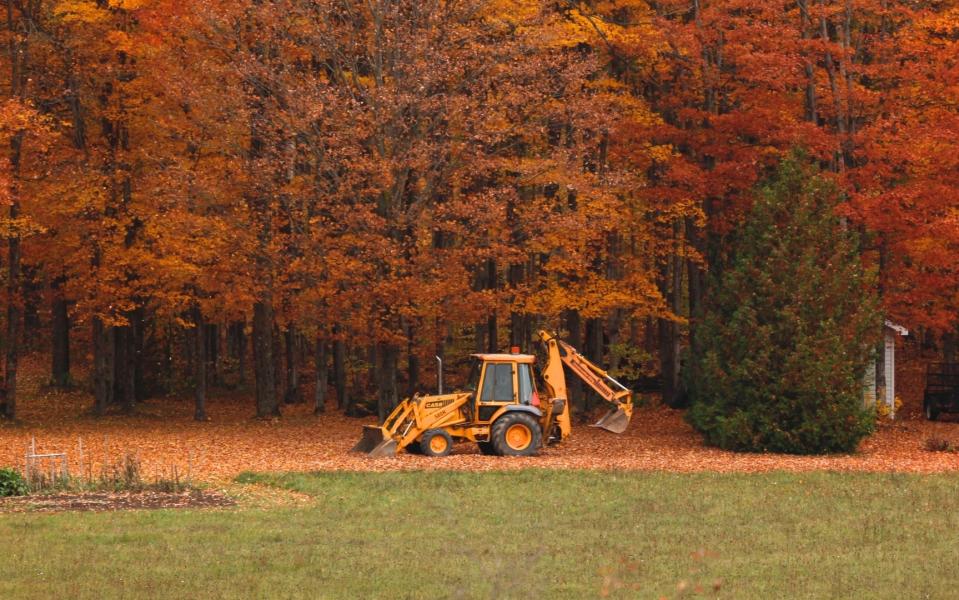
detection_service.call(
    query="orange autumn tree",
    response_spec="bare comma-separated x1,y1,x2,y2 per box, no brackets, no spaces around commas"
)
849,3,959,333
288,1,668,418
643,0,959,401
0,0,956,426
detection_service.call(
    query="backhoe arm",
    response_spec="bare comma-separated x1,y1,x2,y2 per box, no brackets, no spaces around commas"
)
537,330,633,437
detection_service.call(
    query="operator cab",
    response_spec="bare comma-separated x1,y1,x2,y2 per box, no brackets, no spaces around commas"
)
465,353,540,422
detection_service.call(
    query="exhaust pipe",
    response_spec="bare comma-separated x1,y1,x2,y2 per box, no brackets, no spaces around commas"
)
436,355,443,395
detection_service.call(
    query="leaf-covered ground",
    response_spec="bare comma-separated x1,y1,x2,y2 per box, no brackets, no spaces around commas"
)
2,356,957,481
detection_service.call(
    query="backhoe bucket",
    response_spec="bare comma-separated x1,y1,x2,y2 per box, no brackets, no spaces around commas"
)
592,407,631,434
352,425,398,457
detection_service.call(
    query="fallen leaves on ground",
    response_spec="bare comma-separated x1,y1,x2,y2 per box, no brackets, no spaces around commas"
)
5,395,959,482
1,356,956,481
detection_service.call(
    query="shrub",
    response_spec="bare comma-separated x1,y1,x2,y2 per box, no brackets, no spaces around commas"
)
0,467,28,497
686,154,880,454
924,437,955,453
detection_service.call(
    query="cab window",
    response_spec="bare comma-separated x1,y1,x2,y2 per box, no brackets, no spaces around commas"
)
480,363,514,402
518,364,535,405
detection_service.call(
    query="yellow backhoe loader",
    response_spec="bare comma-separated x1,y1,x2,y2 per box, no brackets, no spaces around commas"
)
352,330,633,457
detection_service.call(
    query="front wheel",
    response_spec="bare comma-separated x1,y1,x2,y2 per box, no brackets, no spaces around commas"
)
490,412,542,457
420,429,454,457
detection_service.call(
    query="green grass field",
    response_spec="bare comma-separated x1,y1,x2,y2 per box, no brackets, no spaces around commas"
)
3,470,959,599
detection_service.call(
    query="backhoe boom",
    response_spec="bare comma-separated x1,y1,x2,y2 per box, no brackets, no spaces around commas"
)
537,330,633,439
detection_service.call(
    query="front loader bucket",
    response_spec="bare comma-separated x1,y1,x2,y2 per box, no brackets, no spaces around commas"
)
592,407,631,434
352,425,398,457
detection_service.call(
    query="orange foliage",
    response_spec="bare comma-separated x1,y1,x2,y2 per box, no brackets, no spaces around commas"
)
0,0,956,421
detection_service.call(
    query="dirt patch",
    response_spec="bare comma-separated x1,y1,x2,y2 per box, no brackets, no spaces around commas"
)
0,489,236,513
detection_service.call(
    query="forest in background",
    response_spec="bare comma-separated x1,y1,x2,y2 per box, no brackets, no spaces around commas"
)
0,0,956,422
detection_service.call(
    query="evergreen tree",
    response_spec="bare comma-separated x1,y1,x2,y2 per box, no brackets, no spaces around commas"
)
687,155,880,454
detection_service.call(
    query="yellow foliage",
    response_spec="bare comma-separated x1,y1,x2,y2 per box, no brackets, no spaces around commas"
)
105,30,133,53
110,0,151,9
53,0,107,23
876,396,903,424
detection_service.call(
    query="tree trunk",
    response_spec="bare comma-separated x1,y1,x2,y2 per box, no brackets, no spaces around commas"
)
821,8,847,172
1,0,24,420
116,323,136,413
237,321,247,386
686,217,705,359
133,307,145,402
473,323,486,354
253,300,278,417
486,313,498,353
93,317,115,416
162,322,174,392
565,309,584,411
4,154,21,419
658,317,680,407
584,318,604,414
206,323,220,386
797,0,817,123
51,287,71,388
509,263,525,349
406,321,419,397
272,322,283,403
670,231,685,408
377,343,398,423
366,344,378,399
586,318,603,363
943,332,957,364
193,305,207,421
314,337,328,415
486,258,498,352
283,325,300,404
4,205,18,420
113,325,127,406
658,251,683,408
472,265,487,353
333,336,347,410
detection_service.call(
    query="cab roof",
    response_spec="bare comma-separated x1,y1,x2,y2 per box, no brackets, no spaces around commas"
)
471,353,536,364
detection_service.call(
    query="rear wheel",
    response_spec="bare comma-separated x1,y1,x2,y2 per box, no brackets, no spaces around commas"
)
490,412,541,457
420,429,453,457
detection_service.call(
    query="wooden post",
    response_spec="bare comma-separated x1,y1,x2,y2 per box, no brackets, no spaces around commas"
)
885,329,895,419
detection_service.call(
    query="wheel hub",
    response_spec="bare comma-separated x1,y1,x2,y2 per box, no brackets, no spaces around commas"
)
505,423,532,450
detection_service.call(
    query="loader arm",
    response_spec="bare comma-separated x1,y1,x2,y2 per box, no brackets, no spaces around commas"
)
352,392,470,457
537,330,633,439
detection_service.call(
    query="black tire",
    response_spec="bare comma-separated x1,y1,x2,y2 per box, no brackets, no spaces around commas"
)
420,429,453,457
490,412,542,457
477,441,496,455
925,399,940,421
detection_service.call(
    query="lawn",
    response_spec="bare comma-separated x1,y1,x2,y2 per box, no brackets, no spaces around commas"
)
3,470,959,599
